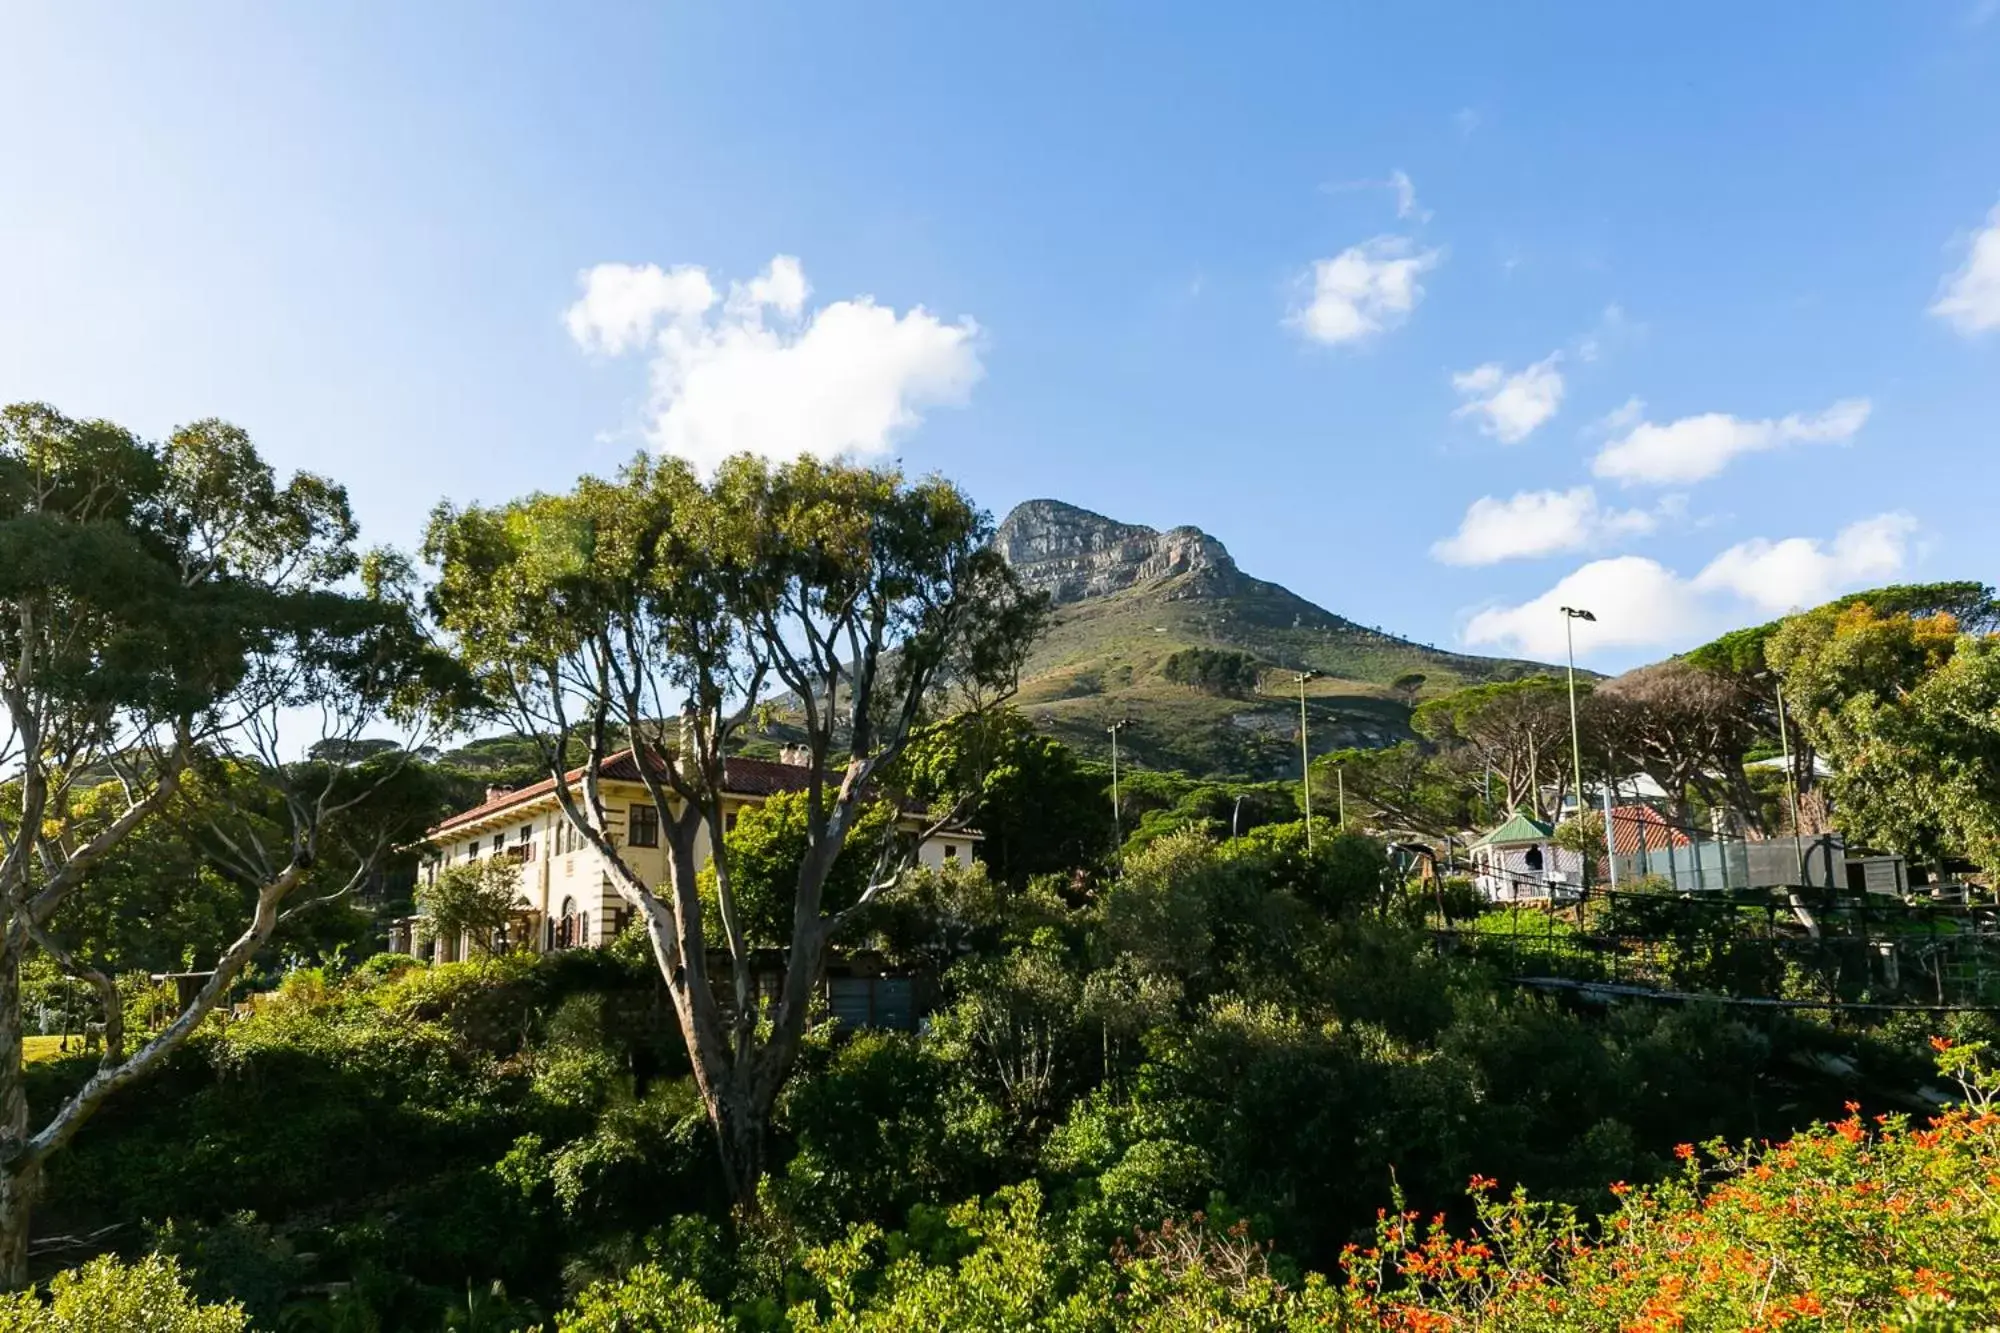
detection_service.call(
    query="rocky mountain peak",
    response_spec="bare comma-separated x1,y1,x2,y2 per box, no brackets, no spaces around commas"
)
994,499,1239,605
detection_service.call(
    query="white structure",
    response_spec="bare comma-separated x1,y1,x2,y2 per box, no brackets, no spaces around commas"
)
396,749,978,960
1468,811,1585,902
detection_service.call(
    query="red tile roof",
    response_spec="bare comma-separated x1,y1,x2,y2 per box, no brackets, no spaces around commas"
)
1606,804,1692,856
428,749,816,839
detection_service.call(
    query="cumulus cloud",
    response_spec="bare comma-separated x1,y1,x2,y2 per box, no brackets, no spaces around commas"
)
1463,513,1918,658
1930,201,2000,335
1691,512,1917,613
1287,237,1442,346
1464,556,1712,658
1451,353,1565,443
564,263,717,355
1590,398,1871,486
1431,486,1664,566
564,256,982,472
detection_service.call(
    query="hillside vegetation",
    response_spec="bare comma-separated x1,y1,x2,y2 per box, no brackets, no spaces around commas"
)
996,500,1548,777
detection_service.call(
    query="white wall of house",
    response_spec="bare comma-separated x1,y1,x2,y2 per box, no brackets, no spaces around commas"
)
411,781,976,954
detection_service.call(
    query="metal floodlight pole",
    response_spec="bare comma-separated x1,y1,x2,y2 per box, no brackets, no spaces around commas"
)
1776,680,1808,888
1295,671,1318,851
1560,606,1595,893
1108,718,1134,853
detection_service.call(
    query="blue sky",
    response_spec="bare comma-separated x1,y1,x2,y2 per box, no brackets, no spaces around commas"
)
3,3,1996,668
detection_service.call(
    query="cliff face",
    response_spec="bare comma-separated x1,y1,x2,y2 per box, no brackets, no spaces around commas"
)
994,499,1241,605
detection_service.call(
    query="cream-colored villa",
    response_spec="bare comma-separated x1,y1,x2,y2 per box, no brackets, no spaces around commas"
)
393,748,979,961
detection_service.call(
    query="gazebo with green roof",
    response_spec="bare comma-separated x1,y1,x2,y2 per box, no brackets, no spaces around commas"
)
1468,810,1581,901
1470,811,1555,850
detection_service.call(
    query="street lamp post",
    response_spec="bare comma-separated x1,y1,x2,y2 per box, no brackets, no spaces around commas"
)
1108,718,1134,852
1294,671,1318,851
1559,607,1595,888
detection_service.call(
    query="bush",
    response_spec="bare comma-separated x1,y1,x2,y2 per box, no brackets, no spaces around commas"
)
0,1254,246,1332
1354,1059,2000,1328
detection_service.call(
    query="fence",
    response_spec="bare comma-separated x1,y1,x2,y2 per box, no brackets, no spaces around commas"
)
1434,883,2000,1010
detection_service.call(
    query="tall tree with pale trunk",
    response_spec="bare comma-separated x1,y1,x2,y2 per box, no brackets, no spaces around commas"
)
0,404,459,1286
423,452,1046,1206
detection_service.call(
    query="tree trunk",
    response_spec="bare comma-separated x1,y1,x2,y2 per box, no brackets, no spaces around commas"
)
709,1075,768,1210
0,934,35,1290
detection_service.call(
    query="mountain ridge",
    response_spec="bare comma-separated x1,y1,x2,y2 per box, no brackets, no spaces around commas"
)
993,498,1553,777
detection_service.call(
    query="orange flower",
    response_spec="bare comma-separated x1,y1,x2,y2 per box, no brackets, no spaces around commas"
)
1674,1143,1695,1161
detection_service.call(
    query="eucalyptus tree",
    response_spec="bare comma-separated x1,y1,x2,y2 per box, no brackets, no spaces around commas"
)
0,404,456,1285
423,452,1045,1203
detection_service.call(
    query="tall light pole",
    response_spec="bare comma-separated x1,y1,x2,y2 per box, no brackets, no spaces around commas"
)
1559,606,1595,840
1108,718,1134,852
1776,680,1807,887
1294,671,1318,851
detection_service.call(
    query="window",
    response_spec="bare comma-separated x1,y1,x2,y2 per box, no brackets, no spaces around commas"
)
466,842,479,862
943,842,959,861
724,810,738,832
491,833,504,855
517,825,535,861
628,802,661,848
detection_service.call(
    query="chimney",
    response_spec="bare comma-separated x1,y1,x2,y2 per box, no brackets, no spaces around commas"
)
485,785,515,804
778,744,811,768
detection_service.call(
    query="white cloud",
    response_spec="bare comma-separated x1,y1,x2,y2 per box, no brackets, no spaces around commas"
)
1389,170,1431,223
1930,201,2000,335
565,256,982,472
1451,353,1565,443
1590,398,1871,486
736,253,809,319
1691,512,1918,613
1287,237,1443,345
1592,396,1646,435
1465,556,1712,658
1431,486,1663,566
1453,107,1482,137
564,263,716,355
1463,513,1918,658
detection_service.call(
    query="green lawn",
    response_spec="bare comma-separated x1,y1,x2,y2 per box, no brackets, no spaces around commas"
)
24,1034,86,1064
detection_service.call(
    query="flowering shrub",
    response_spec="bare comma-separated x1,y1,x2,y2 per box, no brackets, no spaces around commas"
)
1346,1037,2000,1331
553,1041,2000,1329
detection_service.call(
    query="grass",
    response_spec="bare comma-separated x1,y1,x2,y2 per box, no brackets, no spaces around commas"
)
24,1035,86,1064
1011,566,1549,777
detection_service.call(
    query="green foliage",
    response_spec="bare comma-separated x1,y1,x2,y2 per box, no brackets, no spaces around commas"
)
894,712,1114,884
1117,773,1297,853
1159,648,1264,697
1414,676,1575,821
557,1265,731,1332
0,1254,246,1331
419,856,527,955
1769,599,2000,869
711,792,899,946
1314,742,1472,837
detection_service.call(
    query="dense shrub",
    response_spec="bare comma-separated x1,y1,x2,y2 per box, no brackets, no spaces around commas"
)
555,1044,2000,1329
1160,648,1265,697
0,1255,246,1332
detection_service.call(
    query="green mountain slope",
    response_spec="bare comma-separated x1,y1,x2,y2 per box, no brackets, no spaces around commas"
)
995,499,1552,777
